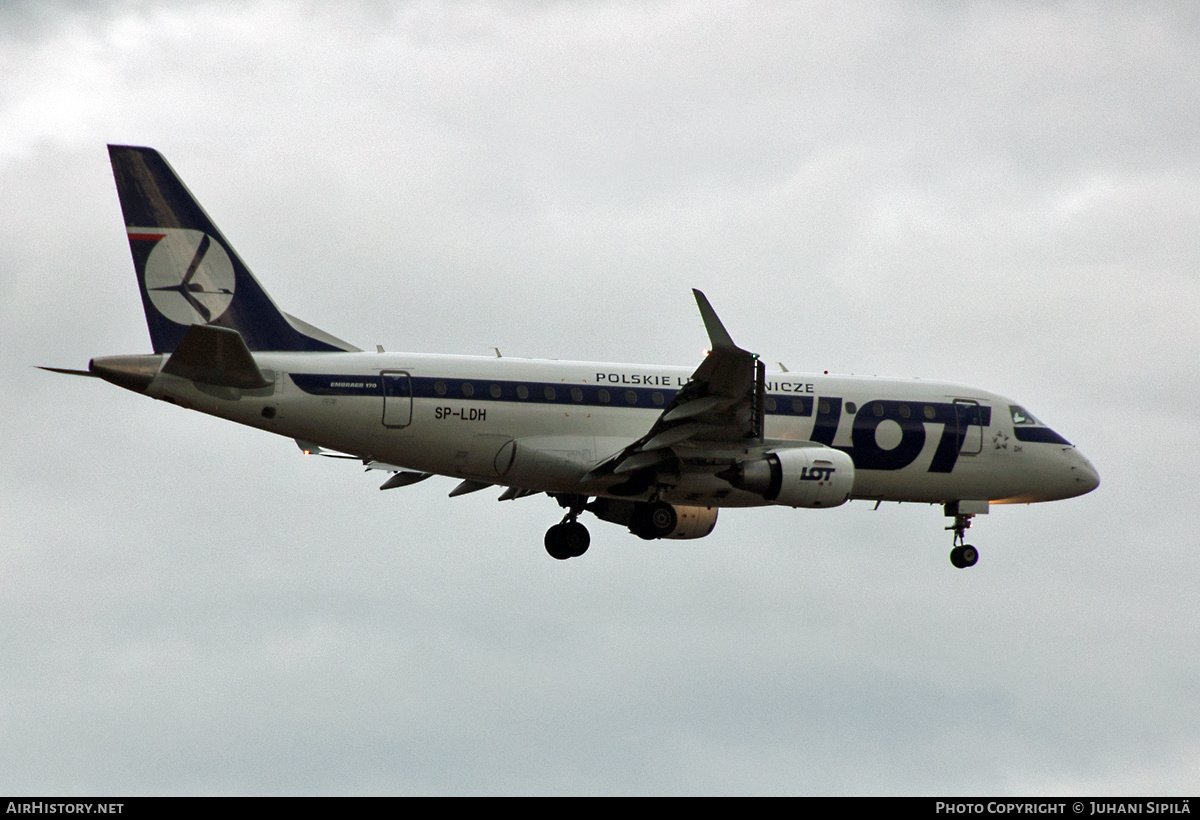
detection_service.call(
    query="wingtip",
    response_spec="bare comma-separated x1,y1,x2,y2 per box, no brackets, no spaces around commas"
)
692,288,737,351
691,288,716,316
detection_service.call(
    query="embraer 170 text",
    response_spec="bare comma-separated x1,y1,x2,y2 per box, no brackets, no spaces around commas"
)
44,146,1100,567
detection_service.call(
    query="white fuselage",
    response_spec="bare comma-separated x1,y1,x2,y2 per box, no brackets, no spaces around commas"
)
140,350,1099,508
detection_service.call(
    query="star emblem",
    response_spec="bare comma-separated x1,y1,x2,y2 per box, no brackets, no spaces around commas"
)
992,431,1010,450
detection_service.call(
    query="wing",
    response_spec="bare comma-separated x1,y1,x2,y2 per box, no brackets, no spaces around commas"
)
584,289,766,481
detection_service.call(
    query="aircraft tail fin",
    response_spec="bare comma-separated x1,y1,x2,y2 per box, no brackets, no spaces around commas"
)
107,145,358,354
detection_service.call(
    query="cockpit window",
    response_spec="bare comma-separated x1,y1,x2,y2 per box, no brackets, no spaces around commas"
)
1009,405,1040,426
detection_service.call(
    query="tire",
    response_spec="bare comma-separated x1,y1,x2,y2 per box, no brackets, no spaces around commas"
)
560,521,590,557
950,545,978,569
544,524,572,560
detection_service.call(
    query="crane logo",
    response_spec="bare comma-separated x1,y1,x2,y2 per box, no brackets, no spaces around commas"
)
142,229,236,326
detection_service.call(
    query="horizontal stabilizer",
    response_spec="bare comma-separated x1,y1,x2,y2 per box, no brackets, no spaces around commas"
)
161,324,270,389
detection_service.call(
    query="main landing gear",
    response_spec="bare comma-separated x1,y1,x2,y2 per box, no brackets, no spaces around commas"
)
545,495,590,560
629,500,677,541
946,513,979,569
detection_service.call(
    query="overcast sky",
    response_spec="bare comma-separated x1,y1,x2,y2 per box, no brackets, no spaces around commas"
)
3,0,1199,795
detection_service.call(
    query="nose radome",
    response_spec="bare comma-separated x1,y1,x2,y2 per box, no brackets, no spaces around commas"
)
1070,450,1100,496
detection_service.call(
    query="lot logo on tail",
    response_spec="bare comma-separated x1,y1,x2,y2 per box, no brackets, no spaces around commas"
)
141,228,236,325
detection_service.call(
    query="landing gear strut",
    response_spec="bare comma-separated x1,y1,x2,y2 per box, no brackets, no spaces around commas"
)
545,494,590,560
946,513,979,569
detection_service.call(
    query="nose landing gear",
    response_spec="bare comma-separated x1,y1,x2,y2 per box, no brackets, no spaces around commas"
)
949,542,978,569
946,512,979,569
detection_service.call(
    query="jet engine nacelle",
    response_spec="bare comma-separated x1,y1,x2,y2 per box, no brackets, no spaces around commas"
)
722,446,854,508
588,498,719,540
658,504,719,539
492,435,596,487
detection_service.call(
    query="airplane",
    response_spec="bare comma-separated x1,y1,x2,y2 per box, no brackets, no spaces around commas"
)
43,145,1100,567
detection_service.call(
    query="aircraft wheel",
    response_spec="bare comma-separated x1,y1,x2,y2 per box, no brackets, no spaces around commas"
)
560,521,590,557
545,524,572,560
546,522,590,559
949,545,979,569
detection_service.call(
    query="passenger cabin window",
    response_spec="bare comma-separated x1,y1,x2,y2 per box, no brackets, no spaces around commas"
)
461,382,474,397
625,390,637,404
434,381,447,396
489,384,501,399
571,387,583,402
765,397,777,412
516,385,529,400
598,389,610,403
652,392,664,406
543,386,557,401
845,402,858,414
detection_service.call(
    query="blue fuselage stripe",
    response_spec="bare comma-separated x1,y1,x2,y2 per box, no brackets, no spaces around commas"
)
287,374,1005,429
290,373,816,414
